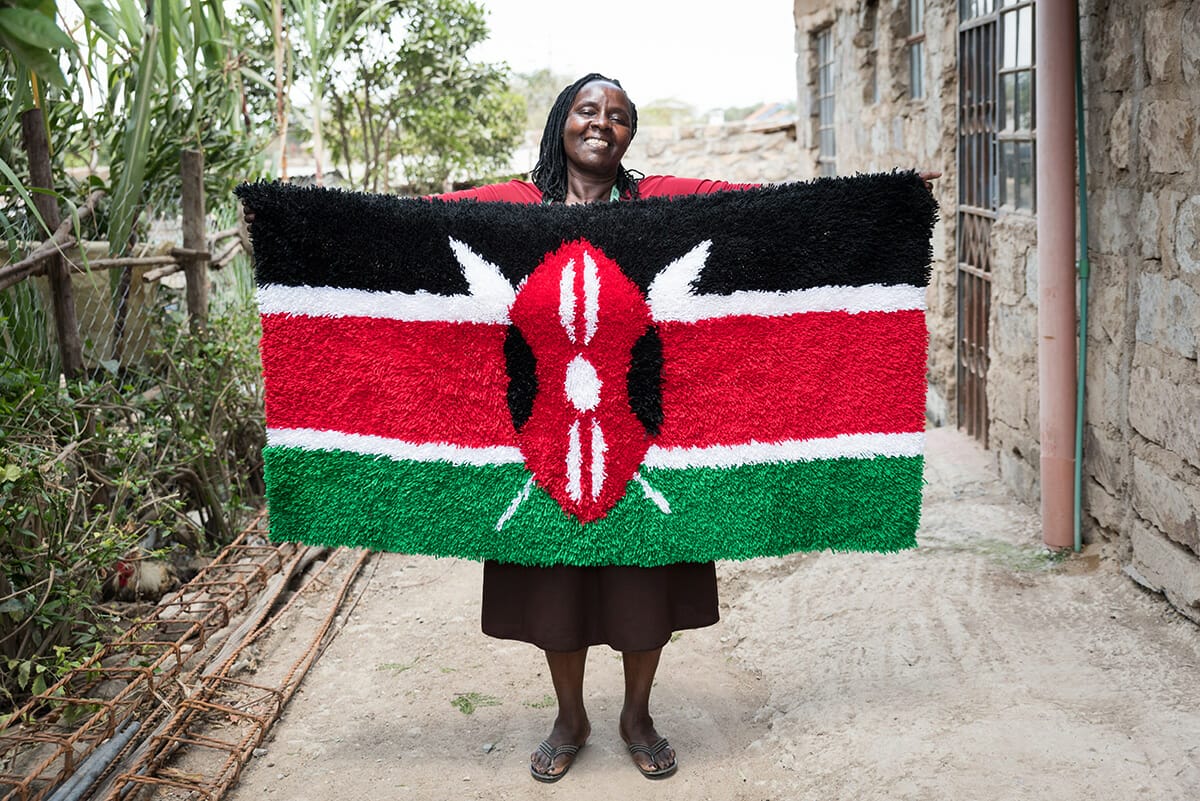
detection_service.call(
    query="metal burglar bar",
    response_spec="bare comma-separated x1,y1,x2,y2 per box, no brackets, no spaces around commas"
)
957,1,999,445
815,27,836,177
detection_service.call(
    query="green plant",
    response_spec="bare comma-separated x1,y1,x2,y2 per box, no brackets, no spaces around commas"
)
450,692,500,715
320,0,523,192
0,280,266,710
523,694,555,709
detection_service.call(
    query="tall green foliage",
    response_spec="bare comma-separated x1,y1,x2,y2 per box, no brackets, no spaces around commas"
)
0,288,266,709
0,0,269,260
0,0,525,712
321,0,522,193
0,1,75,92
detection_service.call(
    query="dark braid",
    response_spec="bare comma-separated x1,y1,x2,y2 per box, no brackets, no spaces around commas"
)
531,73,641,203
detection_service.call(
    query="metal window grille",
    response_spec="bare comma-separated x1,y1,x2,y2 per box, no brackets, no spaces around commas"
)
815,27,836,177
998,0,1037,211
908,0,926,99
956,1,1000,444
866,6,880,105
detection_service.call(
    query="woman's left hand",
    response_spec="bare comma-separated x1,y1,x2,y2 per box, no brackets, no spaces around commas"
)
918,171,941,192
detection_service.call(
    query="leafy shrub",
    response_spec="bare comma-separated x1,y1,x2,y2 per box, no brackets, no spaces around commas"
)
0,272,265,710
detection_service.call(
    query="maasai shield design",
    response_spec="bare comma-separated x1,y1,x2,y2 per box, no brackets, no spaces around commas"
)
508,240,652,523
237,173,938,566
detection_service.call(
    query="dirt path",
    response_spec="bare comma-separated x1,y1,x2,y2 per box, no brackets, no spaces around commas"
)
228,428,1200,800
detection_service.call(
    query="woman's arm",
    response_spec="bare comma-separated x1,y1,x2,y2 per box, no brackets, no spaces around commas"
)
434,180,543,203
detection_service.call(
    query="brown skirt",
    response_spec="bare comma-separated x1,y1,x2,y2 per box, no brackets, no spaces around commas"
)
481,561,720,653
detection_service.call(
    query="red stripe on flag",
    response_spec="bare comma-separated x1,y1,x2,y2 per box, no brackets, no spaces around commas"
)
261,314,517,447
655,310,928,447
261,309,926,451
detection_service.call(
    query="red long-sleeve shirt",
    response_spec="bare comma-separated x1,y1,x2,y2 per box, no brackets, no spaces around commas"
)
437,175,756,204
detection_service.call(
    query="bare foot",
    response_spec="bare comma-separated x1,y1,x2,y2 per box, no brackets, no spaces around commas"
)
529,715,590,780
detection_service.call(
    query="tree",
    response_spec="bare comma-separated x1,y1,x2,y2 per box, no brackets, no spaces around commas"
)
511,68,572,132
322,0,522,193
1,0,268,255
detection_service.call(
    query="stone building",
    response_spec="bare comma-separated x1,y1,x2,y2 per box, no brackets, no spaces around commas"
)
792,0,1200,622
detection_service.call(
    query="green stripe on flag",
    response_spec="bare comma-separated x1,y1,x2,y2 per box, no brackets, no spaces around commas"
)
264,447,923,566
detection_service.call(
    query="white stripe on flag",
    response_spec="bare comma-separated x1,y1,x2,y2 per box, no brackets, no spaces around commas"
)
646,241,926,321
267,428,922,469
257,283,513,324
259,277,925,324
266,428,524,466
642,432,925,469
258,238,515,324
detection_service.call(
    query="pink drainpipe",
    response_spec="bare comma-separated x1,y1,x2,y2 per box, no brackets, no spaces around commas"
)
1036,0,1078,550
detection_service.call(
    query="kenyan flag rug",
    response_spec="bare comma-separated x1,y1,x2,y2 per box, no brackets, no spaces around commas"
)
235,173,937,567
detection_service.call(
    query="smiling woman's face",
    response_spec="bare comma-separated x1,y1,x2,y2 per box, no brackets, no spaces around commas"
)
561,81,634,180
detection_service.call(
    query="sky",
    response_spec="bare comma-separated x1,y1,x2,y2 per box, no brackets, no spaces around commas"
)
468,0,799,111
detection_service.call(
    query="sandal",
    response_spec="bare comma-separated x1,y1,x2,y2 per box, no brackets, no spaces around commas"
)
625,737,677,779
529,740,582,783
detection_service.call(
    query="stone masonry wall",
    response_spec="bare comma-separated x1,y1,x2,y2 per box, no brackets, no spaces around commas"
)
1081,0,1200,621
623,122,804,184
507,121,805,187
792,0,1200,623
792,0,959,426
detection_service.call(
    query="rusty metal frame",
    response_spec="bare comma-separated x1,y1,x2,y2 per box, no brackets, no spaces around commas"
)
99,549,371,801
0,513,294,801
956,6,998,446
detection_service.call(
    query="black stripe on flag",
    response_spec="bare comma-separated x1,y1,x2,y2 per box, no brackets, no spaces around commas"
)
236,171,937,296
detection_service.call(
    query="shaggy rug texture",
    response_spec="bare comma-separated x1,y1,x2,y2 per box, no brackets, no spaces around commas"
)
236,173,937,566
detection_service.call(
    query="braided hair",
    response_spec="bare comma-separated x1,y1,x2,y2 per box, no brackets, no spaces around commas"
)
530,73,641,203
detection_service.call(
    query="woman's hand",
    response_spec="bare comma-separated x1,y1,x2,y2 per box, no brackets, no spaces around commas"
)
918,170,941,193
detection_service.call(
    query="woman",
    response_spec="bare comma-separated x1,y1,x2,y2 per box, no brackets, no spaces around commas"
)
441,73,753,783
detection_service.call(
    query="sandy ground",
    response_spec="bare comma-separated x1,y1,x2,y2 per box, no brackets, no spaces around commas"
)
227,427,1200,800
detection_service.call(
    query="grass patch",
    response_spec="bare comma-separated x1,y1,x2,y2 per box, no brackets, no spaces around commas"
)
523,694,556,709
376,661,415,673
451,692,501,715
935,538,1072,572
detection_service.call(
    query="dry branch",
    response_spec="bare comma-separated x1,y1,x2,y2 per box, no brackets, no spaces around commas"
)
141,262,184,282
0,190,103,291
67,254,178,272
211,240,243,270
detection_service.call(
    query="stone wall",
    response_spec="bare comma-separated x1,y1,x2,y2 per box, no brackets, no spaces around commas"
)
792,0,959,425
791,0,1200,623
506,120,806,188
1081,0,1200,621
623,122,804,184
987,213,1041,504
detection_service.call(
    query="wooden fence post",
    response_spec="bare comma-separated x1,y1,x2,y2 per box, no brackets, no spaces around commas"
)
180,149,209,329
20,106,83,378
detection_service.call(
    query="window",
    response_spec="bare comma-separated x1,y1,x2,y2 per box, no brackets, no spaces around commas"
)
959,0,995,17
863,2,880,105
998,0,1036,210
815,27,836,176
908,0,926,99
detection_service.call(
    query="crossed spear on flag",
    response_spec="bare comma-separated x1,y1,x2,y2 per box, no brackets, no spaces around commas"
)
241,175,935,565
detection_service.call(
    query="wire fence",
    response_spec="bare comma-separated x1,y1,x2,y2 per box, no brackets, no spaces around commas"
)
0,150,252,383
